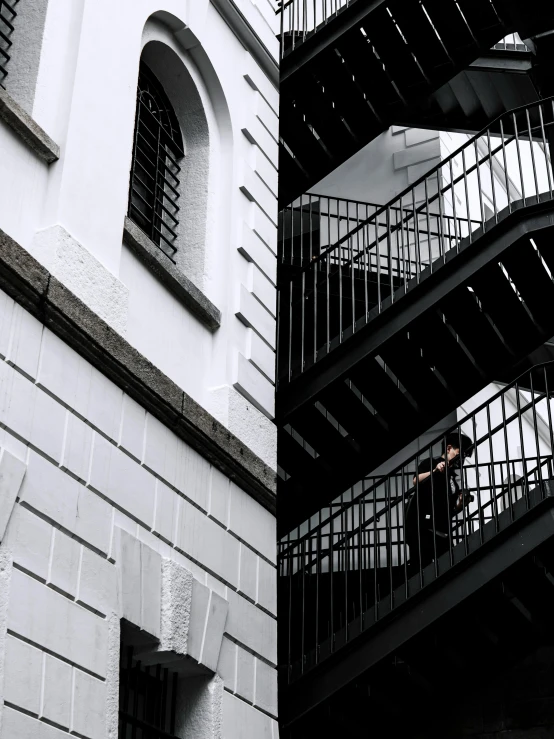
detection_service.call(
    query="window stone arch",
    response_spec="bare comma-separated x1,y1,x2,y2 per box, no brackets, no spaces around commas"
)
132,37,212,291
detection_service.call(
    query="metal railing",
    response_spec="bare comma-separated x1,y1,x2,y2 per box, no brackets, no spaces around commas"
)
129,63,184,259
0,0,18,87
277,0,352,58
276,2,530,60
279,362,554,682
279,192,482,270
278,97,554,386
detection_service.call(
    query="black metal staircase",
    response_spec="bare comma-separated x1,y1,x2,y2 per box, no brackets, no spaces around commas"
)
277,97,554,535
276,3,554,736
278,0,554,206
279,361,554,734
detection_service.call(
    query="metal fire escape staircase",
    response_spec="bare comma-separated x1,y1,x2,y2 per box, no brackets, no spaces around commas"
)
277,98,554,535
279,0,554,206
279,363,554,734
277,4,554,737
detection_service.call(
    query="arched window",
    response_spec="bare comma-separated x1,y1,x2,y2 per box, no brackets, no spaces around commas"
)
0,0,19,87
128,62,184,257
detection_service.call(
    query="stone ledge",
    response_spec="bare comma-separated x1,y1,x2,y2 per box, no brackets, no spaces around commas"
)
123,217,221,332
0,88,59,164
0,227,276,511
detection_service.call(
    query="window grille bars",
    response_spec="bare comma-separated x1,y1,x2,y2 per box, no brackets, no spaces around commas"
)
119,645,179,739
278,97,554,386
0,0,18,87
128,63,184,258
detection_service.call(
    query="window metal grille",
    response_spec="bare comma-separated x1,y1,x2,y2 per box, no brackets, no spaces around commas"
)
119,645,179,739
0,0,18,87
128,62,184,257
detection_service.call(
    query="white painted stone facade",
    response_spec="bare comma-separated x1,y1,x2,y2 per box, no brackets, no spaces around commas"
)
0,0,278,737
0,0,278,467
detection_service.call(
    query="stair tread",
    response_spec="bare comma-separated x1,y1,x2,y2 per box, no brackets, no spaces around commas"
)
319,380,388,451
379,332,454,411
409,311,484,391
440,285,514,372
469,262,542,356
347,355,419,429
501,240,554,331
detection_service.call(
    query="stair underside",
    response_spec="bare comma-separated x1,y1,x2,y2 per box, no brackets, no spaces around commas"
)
277,200,554,534
281,482,554,729
279,0,554,205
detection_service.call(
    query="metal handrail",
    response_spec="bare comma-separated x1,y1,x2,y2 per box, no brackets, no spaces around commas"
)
280,361,553,557
278,97,554,385
280,361,554,681
275,0,530,60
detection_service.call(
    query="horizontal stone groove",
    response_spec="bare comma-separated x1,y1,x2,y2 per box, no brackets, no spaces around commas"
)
223,685,278,721
0,228,276,513
6,629,106,681
6,434,276,620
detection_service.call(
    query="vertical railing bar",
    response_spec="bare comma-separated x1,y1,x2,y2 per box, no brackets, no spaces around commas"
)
448,158,460,253
462,148,472,244
386,207,394,305
474,139,485,232
437,169,446,264
515,382,531,510
526,108,540,200
424,177,433,270
487,129,498,223
500,391,515,523
538,104,553,198
485,404,499,532
529,371,544,495
428,446,439,579
514,112,526,206
372,483,379,620
499,119,512,214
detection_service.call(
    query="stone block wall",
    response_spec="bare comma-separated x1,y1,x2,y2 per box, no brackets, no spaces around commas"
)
0,288,278,738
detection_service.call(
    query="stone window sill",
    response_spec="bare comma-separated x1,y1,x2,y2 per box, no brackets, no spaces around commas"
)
123,217,221,332
0,87,59,163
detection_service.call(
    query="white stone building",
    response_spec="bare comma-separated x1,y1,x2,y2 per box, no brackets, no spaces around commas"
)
0,0,279,737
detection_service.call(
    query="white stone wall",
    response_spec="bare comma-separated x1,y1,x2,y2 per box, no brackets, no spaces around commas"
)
0,0,278,469
0,288,278,737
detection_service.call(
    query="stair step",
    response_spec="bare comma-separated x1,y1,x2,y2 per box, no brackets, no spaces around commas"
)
440,285,514,374
348,355,419,431
301,75,358,162
289,403,361,466
337,27,404,114
319,380,388,452
363,12,428,98
316,50,381,141
392,3,454,77
379,332,454,411
279,107,329,180
408,310,484,391
469,262,542,357
457,0,505,37
415,0,479,60
501,240,554,333
278,427,317,480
